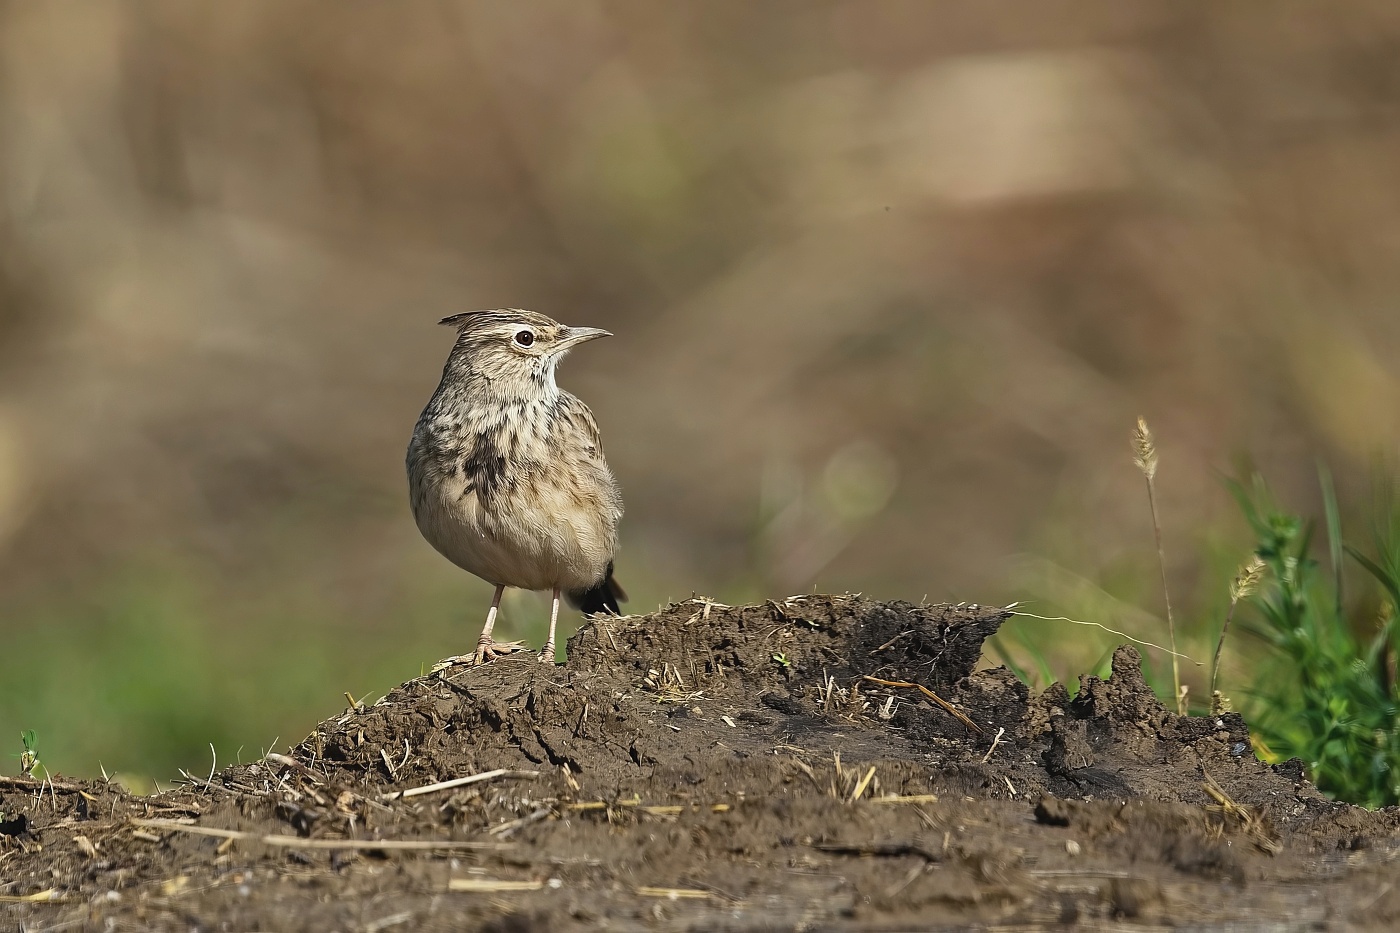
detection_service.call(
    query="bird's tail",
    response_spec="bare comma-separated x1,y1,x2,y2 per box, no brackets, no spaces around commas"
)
568,562,627,616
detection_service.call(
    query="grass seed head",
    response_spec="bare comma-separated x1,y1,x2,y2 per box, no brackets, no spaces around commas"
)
1132,417,1158,480
1229,555,1267,603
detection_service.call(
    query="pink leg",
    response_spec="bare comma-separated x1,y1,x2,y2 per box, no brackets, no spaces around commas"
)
473,585,524,664
539,587,561,662
480,585,504,641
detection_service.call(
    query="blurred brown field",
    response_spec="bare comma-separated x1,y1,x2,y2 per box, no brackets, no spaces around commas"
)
3,1,1400,781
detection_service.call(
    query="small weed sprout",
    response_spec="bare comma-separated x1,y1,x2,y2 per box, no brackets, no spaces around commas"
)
17,730,41,778
771,652,791,668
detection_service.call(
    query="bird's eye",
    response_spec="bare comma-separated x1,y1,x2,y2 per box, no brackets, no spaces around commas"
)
513,330,535,348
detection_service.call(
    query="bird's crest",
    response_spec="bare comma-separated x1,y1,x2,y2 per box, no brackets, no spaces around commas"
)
439,309,556,333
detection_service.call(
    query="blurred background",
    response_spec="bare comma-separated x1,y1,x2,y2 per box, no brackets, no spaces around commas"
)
4,1,1400,783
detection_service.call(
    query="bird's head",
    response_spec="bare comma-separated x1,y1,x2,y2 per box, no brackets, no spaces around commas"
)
438,309,611,397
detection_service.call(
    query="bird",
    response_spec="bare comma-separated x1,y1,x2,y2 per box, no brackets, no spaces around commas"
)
407,309,625,665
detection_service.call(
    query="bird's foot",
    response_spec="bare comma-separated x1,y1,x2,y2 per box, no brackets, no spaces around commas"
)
474,639,528,666
538,643,557,664
429,640,527,673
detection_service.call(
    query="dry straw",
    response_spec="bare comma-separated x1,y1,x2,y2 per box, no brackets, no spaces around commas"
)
129,818,506,851
1133,418,1183,714
448,878,543,893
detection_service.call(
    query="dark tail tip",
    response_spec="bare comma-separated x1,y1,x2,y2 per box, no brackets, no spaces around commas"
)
569,563,626,616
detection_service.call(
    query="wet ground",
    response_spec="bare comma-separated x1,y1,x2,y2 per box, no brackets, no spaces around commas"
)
4,595,1399,930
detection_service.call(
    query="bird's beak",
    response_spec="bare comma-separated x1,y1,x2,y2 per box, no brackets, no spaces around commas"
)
553,326,612,353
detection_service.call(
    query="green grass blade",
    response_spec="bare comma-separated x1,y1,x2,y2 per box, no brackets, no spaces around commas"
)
987,634,1034,687
1320,464,1344,619
1345,544,1400,609
1015,628,1056,690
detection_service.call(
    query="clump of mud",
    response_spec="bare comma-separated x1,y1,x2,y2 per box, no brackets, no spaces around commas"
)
4,596,1399,931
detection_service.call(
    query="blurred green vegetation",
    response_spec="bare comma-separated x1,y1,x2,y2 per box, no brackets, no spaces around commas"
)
993,454,1400,810
0,551,597,785
1229,473,1400,808
991,509,1253,708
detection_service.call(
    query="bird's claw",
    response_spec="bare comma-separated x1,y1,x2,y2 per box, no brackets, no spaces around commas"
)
472,639,527,666
430,641,528,673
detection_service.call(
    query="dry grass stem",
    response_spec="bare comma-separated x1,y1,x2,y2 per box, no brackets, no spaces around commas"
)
487,808,551,837
685,596,730,624
380,768,541,801
448,878,544,893
0,776,87,793
867,794,940,805
0,890,68,904
849,766,877,802
1202,772,1282,855
563,798,731,816
130,818,507,850
1211,555,1266,702
1008,612,1198,662
860,676,983,734
1133,417,1182,713
636,887,712,899
980,727,1007,763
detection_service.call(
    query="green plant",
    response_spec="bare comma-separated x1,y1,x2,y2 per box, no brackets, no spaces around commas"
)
17,729,41,778
988,628,1047,691
990,621,1120,700
1229,473,1400,809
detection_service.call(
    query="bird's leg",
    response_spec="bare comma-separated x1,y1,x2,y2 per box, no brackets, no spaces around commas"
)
539,587,561,663
473,585,525,665
480,584,504,641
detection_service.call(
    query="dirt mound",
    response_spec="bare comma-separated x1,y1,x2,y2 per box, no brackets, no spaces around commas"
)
4,596,1399,930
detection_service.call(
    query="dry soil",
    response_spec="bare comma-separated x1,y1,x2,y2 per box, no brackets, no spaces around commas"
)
4,596,1399,930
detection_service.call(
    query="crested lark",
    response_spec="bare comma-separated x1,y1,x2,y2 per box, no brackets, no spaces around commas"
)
407,309,625,664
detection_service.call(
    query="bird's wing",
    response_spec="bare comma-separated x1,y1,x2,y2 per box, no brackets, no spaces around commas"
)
560,392,605,460
558,391,622,522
